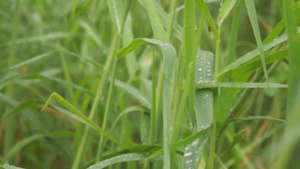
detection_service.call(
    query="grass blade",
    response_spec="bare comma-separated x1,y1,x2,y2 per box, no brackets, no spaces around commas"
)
114,79,151,109
196,82,288,88
41,92,126,149
106,0,124,33
244,0,269,83
87,153,162,169
195,0,220,41
218,0,238,25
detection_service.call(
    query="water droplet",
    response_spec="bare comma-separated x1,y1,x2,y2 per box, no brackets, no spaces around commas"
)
198,68,202,71
184,152,193,157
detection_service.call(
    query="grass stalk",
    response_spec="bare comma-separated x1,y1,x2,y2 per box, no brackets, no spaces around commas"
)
4,0,20,163
96,58,117,162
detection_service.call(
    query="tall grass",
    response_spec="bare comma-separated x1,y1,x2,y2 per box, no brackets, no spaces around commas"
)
0,0,299,169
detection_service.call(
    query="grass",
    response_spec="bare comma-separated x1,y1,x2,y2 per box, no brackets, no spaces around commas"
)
0,0,300,168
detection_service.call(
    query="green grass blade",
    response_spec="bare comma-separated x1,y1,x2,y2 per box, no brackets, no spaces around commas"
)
114,79,151,109
196,82,288,88
195,0,220,41
106,0,124,33
218,0,238,25
117,37,176,168
195,51,214,131
244,0,269,83
41,92,126,149
142,0,168,42
2,51,56,72
183,129,210,168
226,0,242,79
227,116,286,123
86,153,162,169
276,0,300,168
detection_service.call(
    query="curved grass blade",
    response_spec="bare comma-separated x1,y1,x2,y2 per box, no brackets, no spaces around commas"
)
41,92,126,149
244,0,269,83
218,0,238,25
114,79,151,109
196,82,288,88
87,153,162,169
1,131,74,163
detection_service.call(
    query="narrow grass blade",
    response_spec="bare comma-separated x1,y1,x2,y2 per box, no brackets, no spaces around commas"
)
106,0,124,33
218,0,238,25
87,153,162,169
227,116,286,123
196,82,288,88
2,51,56,72
1,32,69,46
42,92,126,149
244,0,269,83
114,79,151,109
195,0,220,41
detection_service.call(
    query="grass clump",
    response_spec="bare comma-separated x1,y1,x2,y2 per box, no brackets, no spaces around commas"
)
0,0,299,168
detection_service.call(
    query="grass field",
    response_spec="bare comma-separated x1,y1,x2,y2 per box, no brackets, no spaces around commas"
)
1,0,300,168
